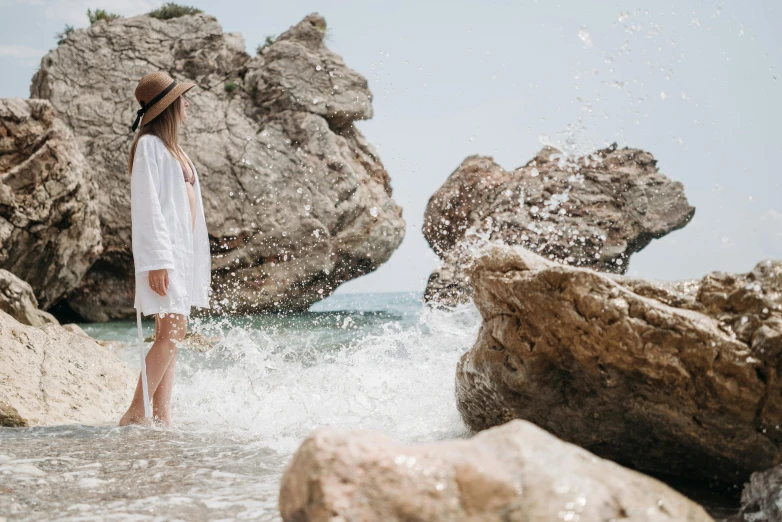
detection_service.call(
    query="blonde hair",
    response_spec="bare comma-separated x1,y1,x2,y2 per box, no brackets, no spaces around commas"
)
128,96,188,174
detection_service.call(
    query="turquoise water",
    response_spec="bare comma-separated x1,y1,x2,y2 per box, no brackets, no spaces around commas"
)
0,293,481,521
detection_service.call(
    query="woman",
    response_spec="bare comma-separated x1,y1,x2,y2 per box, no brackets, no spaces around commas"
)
120,71,212,427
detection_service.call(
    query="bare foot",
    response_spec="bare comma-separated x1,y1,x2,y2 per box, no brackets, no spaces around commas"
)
119,410,153,427
153,416,173,428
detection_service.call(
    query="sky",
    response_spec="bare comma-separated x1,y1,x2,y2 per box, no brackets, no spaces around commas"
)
1,0,781,294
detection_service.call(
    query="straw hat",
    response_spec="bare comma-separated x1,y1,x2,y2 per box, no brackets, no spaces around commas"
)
130,71,195,132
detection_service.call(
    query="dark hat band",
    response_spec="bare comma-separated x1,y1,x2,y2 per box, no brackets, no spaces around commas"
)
130,80,177,132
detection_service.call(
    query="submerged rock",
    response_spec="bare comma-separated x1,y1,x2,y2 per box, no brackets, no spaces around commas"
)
0,269,57,327
457,245,782,482
0,98,102,310
423,146,694,305
32,12,404,321
279,419,713,522
0,310,134,427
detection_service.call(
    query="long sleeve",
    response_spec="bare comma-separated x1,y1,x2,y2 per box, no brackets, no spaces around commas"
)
131,137,175,274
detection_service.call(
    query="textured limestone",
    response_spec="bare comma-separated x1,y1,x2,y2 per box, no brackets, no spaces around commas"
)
423,146,694,305
0,98,102,310
32,12,404,321
456,245,782,482
0,310,134,427
279,420,713,522
0,269,57,327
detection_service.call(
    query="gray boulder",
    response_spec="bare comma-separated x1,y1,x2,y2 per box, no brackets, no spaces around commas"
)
31,12,404,321
0,98,102,310
423,145,694,305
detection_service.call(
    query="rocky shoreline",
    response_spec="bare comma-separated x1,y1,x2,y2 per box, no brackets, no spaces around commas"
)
1,6,780,522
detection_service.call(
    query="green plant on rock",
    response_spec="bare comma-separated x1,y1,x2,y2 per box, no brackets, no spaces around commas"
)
224,80,238,93
87,8,121,25
256,35,276,54
56,25,74,45
149,2,203,20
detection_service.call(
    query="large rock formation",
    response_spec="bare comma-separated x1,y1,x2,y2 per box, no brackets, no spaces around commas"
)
456,245,782,482
0,98,102,310
0,309,134,427
31,12,404,321
279,419,713,522
423,146,694,305
0,269,57,327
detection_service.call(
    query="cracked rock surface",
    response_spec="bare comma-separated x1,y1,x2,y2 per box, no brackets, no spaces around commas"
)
0,309,134,427
423,145,694,306
0,269,57,327
456,245,782,482
279,420,713,522
0,98,102,311
32,12,404,321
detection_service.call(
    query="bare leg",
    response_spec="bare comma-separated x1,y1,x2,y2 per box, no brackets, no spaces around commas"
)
153,314,186,425
120,312,187,426
152,357,178,426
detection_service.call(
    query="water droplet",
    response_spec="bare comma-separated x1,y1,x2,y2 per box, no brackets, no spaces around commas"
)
369,207,379,217
316,64,322,71
312,98,319,104
530,168,540,177
578,26,593,48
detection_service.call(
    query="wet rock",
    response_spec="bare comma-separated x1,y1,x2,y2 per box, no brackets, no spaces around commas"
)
457,244,782,482
279,419,714,522
31,12,404,321
423,146,694,305
0,269,57,327
0,98,102,310
737,465,782,522
0,309,134,427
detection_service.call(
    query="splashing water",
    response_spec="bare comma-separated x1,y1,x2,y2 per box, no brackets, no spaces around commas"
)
0,293,480,521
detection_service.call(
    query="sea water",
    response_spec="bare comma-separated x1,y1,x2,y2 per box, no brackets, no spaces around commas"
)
0,293,481,521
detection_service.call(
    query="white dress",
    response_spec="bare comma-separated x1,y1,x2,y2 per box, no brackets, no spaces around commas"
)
131,134,211,317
